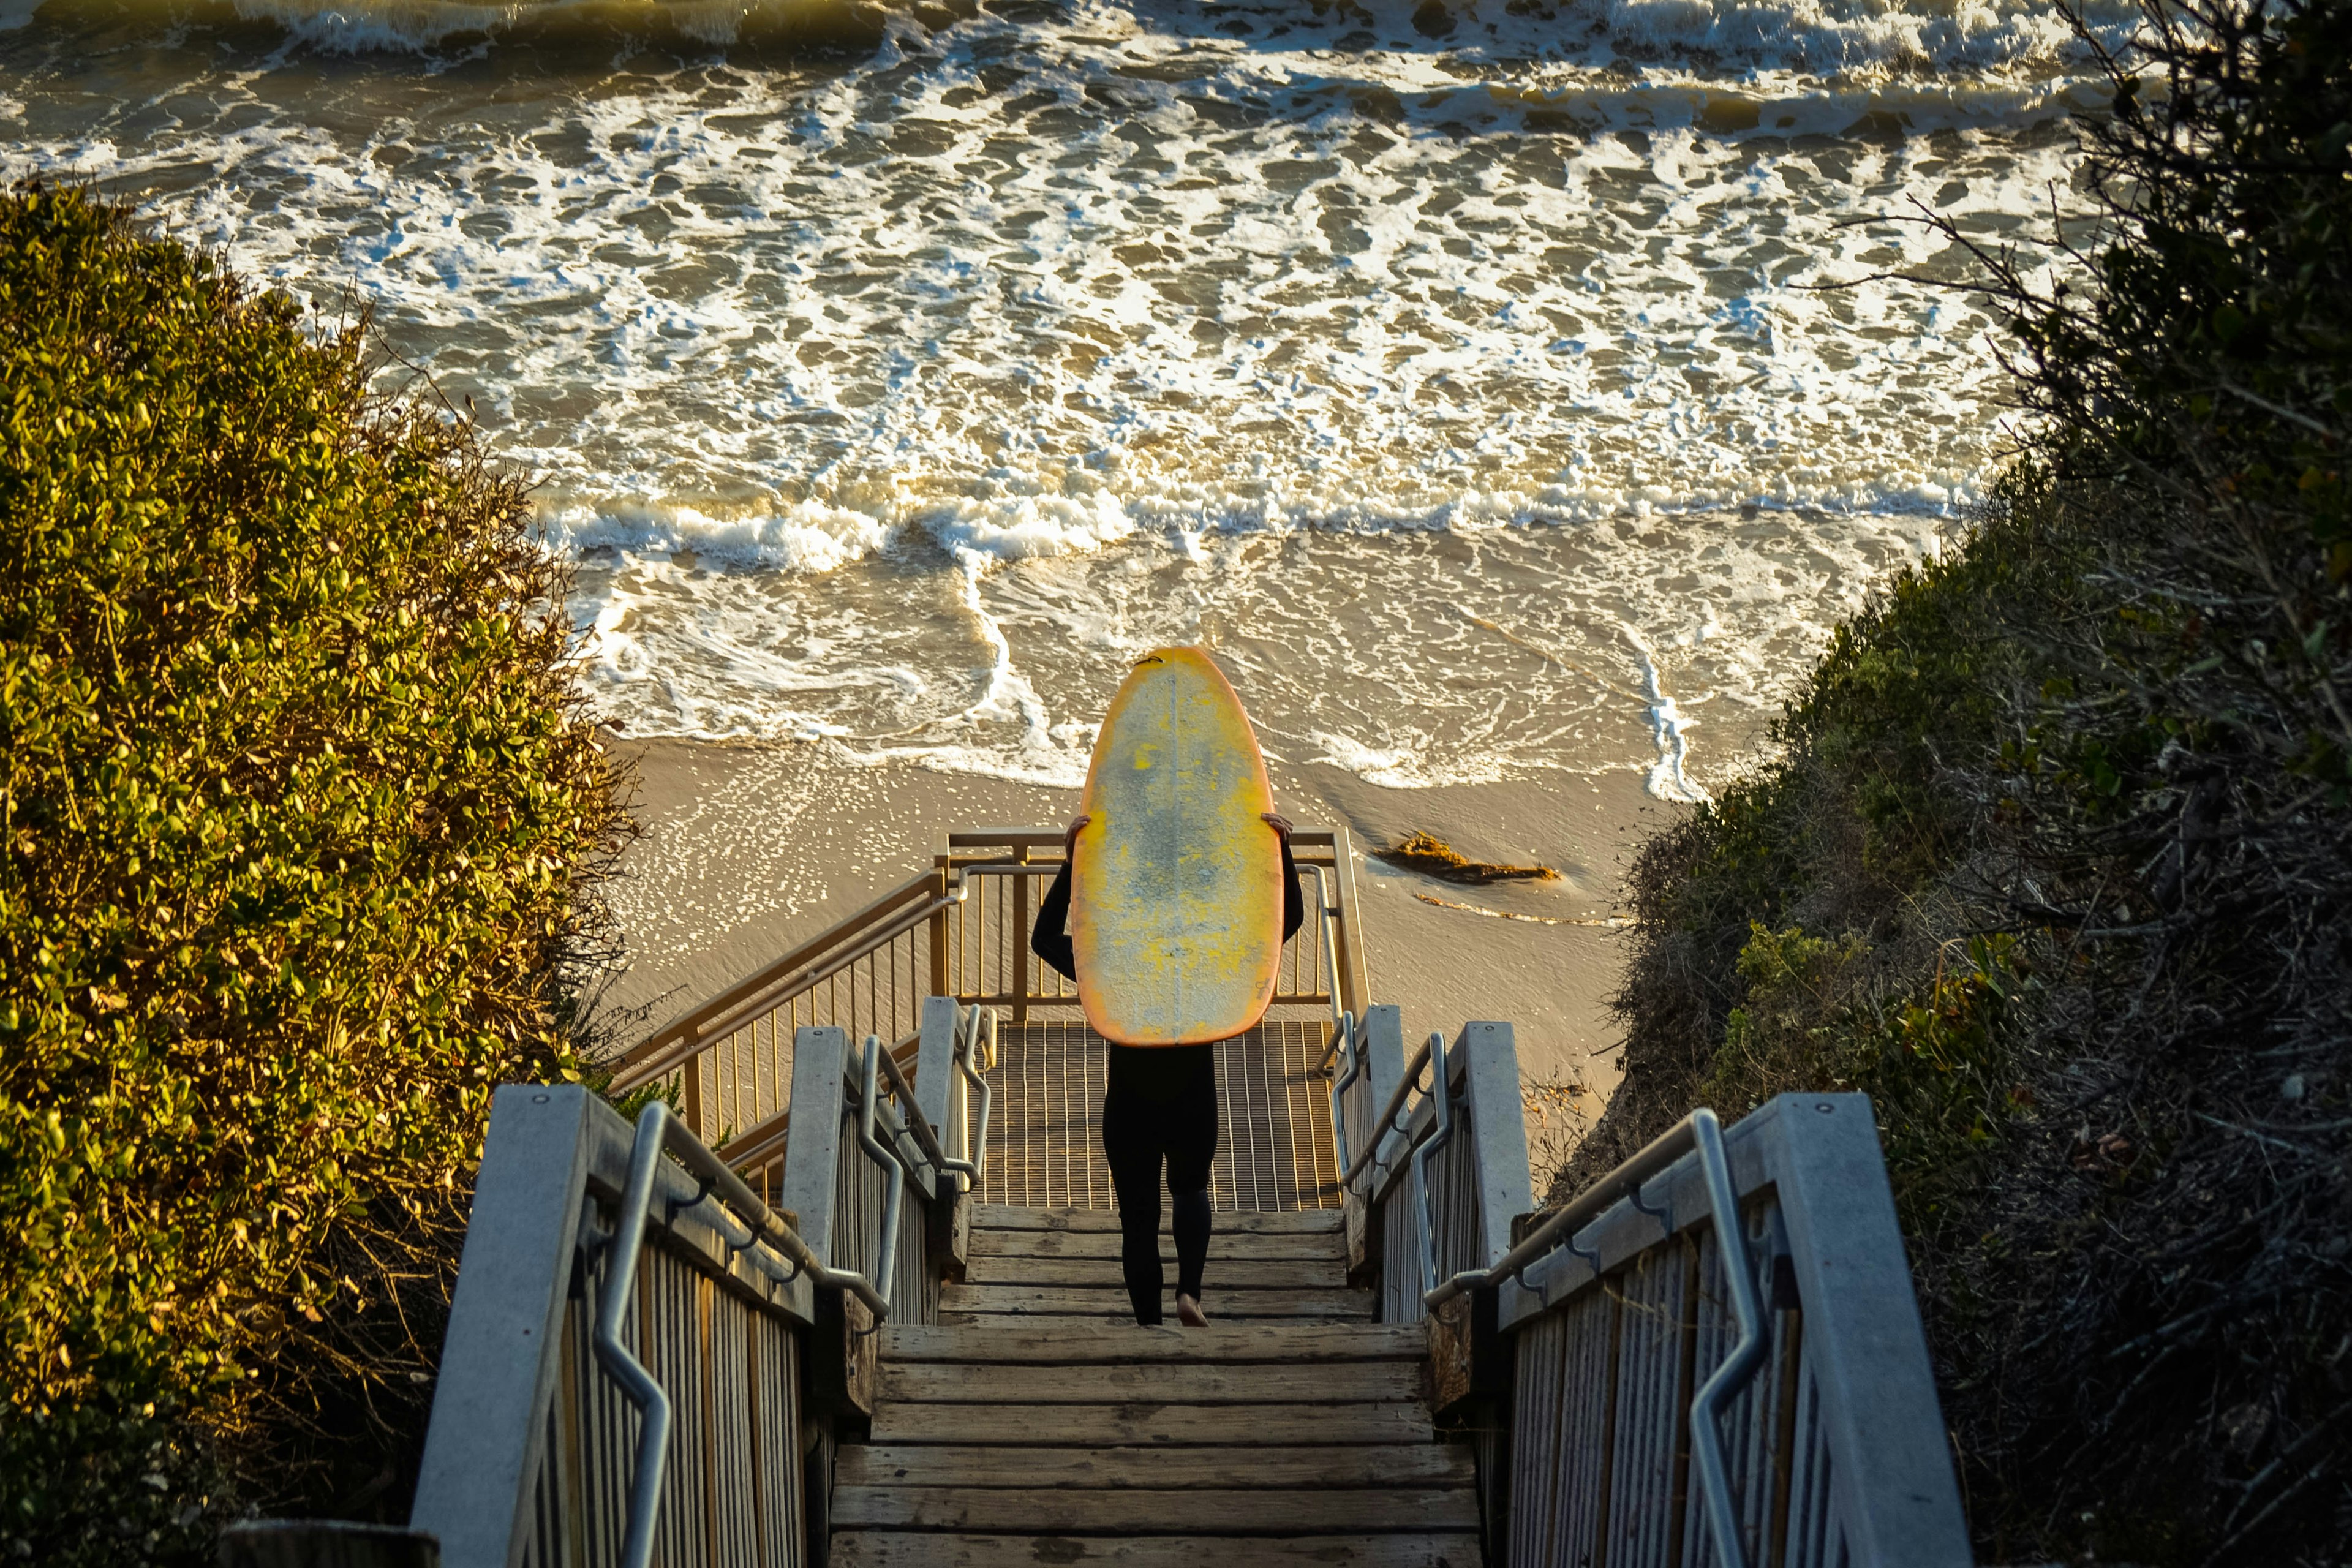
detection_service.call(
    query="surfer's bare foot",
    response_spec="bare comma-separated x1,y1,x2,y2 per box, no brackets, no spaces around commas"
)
1261,812,1293,840
1176,1293,1209,1327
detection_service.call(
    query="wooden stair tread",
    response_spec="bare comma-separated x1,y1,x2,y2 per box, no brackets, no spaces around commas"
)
837,1444,1472,1491
831,1532,1483,1566
971,1229,1347,1262
882,1323,1424,1364
963,1256,1348,1289
880,1362,1419,1406
870,1402,1439,1447
839,1207,1464,1564
940,1311,1378,1327
829,1486,1481,1533
974,1205,1342,1235
940,1284,1374,1319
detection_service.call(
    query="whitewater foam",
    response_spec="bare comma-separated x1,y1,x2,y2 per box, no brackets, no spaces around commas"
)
2,0,2098,796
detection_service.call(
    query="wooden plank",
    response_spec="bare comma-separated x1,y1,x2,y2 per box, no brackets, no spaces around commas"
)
971,1229,1345,1262
1457,1021,1535,1269
878,1362,1420,1407
978,1023,1344,1213
939,1311,1381,1327
778,1027,851,1264
962,1256,1347,1289
940,1310,1136,1328
836,1444,1473,1491
881,1323,1424,1365
830,1486,1480,1533
870,1402,1436,1449
832,1532,1484,1567
937,1306,1376,1327
976,1206,1341,1235
940,1284,1374,1319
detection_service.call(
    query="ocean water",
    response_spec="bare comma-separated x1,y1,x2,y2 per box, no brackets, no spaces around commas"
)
2,0,2121,801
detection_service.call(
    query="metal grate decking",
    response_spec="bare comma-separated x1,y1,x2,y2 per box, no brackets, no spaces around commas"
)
978,1017,1343,1212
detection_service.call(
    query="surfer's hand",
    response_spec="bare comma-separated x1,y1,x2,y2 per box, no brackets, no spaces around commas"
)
1063,813,1091,851
1261,813,1294,840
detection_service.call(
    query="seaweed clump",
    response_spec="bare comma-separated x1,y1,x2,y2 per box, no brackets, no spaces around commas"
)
1561,3,2352,1561
0,187,628,1562
1375,831,1559,883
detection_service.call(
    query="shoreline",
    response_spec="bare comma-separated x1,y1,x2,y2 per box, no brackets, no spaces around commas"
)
595,733,1694,1157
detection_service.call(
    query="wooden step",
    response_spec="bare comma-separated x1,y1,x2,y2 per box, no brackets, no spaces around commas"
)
870,1401,1439,1448
882,1323,1424,1365
878,1361,1421,1408
969,1228,1345,1262
837,1444,1474,1491
832,1532,1483,1566
830,1485,1481,1534
975,1205,1341,1234
963,1255,1348,1289
940,1284,1374,1320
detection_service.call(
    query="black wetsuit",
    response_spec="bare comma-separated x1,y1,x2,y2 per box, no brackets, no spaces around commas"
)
1031,843,1304,1324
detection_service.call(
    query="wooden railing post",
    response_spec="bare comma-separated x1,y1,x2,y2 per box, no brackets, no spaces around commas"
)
1011,844,1031,1025
911,997,969,1279
1328,824,1372,1016
409,1088,595,1566
1347,1005,1406,1285
1458,1022,1534,1269
777,1027,851,1266
1428,1023,1532,1433
929,863,951,998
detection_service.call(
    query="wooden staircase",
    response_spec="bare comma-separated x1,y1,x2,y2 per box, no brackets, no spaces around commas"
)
941,1202,1374,1324
830,1205,1482,1567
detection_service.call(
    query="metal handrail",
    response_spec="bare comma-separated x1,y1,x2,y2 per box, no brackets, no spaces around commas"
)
868,1023,982,1189
593,1109,674,1568
614,885,964,1091
1687,1109,1769,1568
952,1005,995,1189
1338,1030,1437,1194
615,867,952,1077
619,827,1365,1150
1426,1108,1717,1310
851,1035,910,1317
1326,1011,1361,1177
1408,1030,1453,1300
592,1099,891,1568
1301,862,1346,1054
1415,1105,1768,1568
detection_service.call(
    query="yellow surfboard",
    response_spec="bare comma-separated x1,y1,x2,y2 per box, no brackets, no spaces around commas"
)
1069,648,1284,1047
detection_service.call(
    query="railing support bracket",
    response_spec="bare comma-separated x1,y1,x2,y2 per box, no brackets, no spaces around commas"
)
1424,1283,1509,1423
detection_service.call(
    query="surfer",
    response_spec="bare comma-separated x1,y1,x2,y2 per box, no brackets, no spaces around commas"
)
1032,810,1305,1327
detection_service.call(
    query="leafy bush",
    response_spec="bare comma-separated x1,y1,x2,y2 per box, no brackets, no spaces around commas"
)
0,186,625,1561
1567,2,2351,1560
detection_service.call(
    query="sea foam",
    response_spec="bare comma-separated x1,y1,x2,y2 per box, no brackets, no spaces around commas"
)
1,0,2103,796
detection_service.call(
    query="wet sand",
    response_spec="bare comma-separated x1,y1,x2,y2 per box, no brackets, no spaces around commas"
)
594,736,1687,1131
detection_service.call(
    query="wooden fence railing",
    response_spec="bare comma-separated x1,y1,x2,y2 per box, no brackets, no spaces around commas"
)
1332,1010,1976,1567
608,827,1368,1170
408,998,991,1568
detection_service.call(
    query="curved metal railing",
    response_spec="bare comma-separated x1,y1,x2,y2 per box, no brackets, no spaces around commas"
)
590,1003,998,1568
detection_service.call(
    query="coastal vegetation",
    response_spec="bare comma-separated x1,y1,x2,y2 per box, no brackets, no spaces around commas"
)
0,186,627,1561
1568,1,2351,1559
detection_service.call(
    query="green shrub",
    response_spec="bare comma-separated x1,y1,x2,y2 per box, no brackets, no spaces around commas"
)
1571,2,2352,1560
0,185,625,1561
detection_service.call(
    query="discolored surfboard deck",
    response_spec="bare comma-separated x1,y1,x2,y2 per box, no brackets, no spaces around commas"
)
1069,648,1283,1046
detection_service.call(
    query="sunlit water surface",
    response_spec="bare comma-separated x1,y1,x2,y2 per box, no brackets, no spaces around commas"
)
2,0,2120,797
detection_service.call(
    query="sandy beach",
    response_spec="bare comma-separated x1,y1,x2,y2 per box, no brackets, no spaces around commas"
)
594,733,1699,1166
